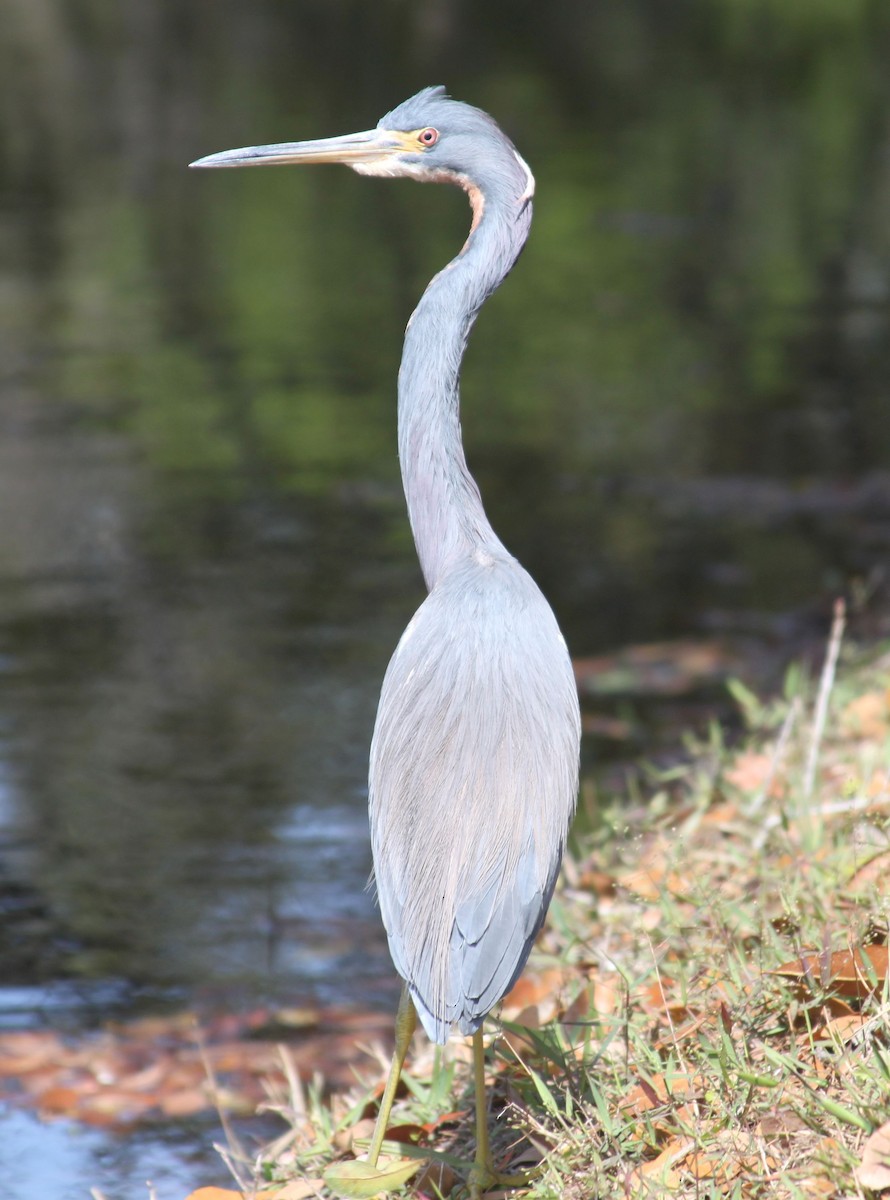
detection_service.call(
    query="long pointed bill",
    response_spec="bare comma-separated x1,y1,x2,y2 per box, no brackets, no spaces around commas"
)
189,128,413,171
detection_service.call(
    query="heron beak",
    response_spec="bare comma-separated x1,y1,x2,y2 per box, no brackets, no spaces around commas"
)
189,128,414,170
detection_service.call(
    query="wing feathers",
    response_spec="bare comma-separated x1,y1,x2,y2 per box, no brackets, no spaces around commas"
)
369,555,580,1044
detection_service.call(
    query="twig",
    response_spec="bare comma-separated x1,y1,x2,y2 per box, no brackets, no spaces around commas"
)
751,695,802,816
194,1020,253,1191
803,598,846,805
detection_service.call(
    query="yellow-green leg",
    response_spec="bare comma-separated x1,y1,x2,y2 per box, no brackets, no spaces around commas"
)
323,986,421,1197
366,984,417,1167
467,1027,529,1198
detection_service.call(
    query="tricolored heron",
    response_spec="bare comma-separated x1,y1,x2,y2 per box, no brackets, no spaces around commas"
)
191,87,581,1196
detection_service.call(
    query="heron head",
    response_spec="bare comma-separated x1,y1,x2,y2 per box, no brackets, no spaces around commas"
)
189,87,534,212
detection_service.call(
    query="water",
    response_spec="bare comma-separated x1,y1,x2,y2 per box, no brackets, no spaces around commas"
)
1,2,889,1196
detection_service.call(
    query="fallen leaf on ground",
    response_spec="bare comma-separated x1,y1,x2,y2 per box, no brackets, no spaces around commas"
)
414,1161,458,1195
635,977,686,1017
502,968,567,1022
618,865,693,902
773,946,888,998
560,979,621,1026
798,1180,837,1198
698,801,742,827
686,1130,768,1183
323,1156,421,1198
841,691,890,739
857,1120,890,1189
421,1109,465,1134
846,850,890,894
577,866,618,895
334,1117,376,1154
620,1072,707,1119
756,1109,809,1137
809,1013,869,1044
725,752,775,794
0,1005,397,1129
375,1122,423,1146
183,1189,244,1200
261,1182,324,1200
160,1087,211,1118
0,1030,67,1076
626,1136,695,1192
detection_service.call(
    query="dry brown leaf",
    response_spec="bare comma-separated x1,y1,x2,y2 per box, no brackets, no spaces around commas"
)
0,1030,67,1076
725,752,774,794
798,1180,837,1198
773,946,888,998
74,1090,159,1126
261,1182,324,1200
635,978,678,1013
502,967,567,1022
578,867,618,895
699,801,741,827
33,1085,83,1116
183,1190,245,1200
655,1014,710,1049
847,850,890,894
268,1007,321,1031
620,1080,664,1116
686,1151,738,1182
509,1004,542,1031
818,996,857,1019
811,1014,869,1044
627,1136,694,1192
756,1109,809,1137
16,1066,76,1099
376,1122,423,1145
421,1109,465,1134
685,1131,765,1184
414,1162,458,1196
619,863,692,901
159,1087,210,1118
684,1151,716,1181
639,906,664,932
109,1011,198,1039
0,1005,401,1130
617,844,669,899
115,1060,170,1093
620,1072,706,1119
333,1117,376,1154
857,1120,890,1189
841,690,890,739
561,979,621,1025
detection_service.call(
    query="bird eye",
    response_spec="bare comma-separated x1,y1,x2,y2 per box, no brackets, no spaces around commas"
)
419,128,439,147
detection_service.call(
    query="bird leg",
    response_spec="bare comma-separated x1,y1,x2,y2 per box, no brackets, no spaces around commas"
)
365,983,417,1168
322,985,422,1196
467,1027,529,1198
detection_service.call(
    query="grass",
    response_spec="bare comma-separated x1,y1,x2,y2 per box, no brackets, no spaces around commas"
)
221,625,890,1198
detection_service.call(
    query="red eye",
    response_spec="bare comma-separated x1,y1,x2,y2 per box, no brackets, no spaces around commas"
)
419,128,439,146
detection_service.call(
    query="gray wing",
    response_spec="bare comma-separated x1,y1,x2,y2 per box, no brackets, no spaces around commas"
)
369,552,580,1043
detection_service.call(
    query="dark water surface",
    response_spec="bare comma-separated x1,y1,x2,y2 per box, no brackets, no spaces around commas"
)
2,2,890,1196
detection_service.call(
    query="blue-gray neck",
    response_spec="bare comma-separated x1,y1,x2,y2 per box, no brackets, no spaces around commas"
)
398,190,533,590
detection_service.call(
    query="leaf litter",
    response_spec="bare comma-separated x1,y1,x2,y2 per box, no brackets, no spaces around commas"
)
5,625,890,1198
